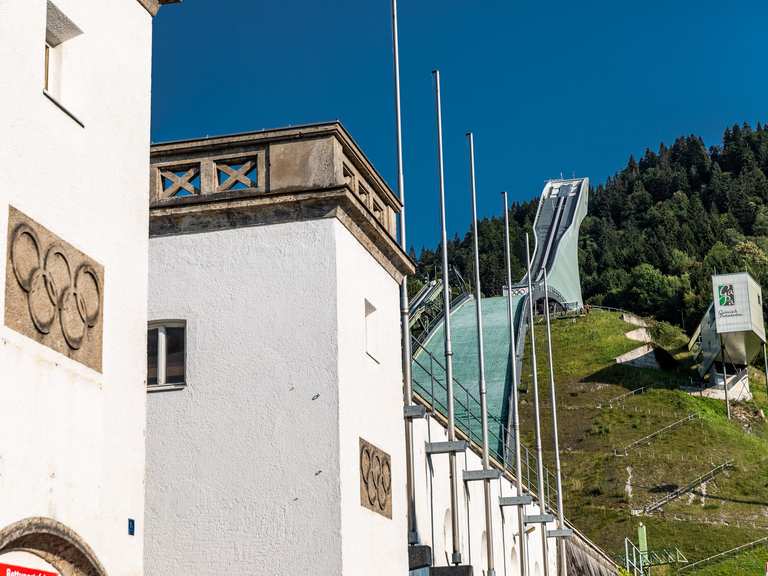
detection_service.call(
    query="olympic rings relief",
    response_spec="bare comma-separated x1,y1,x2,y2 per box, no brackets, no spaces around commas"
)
359,438,392,518
5,208,104,371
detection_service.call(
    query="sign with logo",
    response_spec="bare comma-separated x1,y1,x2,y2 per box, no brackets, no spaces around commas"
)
0,563,57,576
712,273,753,334
718,283,735,307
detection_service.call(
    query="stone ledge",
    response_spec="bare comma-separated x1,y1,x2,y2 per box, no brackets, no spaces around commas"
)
137,0,181,17
149,186,415,282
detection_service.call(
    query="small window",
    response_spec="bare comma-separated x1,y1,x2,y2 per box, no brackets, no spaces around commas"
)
364,299,379,363
147,321,186,390
43,1,83,126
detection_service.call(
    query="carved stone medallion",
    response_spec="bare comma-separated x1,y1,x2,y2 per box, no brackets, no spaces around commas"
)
5,206,104,371
359,437,392,519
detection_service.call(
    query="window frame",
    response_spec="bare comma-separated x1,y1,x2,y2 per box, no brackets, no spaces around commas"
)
44,42,51,92
364,299,380,364
43,1,85,128
147,319,187,392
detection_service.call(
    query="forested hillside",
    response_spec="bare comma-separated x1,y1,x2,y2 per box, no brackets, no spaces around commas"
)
413,122,768,332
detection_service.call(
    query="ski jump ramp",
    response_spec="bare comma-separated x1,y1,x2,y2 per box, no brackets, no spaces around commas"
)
411,177,589,456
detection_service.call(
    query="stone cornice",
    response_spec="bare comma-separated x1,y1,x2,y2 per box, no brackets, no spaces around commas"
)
136,0,180,17
149,185,415,282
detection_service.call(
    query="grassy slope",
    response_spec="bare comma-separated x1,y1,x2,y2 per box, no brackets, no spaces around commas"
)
517,310,768,574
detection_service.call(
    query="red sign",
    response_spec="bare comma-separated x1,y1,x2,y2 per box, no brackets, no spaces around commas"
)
0,563,57,576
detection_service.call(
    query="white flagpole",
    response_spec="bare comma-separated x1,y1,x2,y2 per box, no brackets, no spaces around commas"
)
542,268,568,575
467,132,495,575
526,233,550,576
503,192,528,576
434,69,462,565
391,0,419,546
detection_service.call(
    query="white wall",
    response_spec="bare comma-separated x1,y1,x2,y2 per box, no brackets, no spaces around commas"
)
0,1,152,575
146,217,411,576
146,219,343,575
335,221,408,575
410,415,558,576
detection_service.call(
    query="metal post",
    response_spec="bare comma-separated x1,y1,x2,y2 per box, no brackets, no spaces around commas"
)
467,132,495,575
391,0,419,546
503,191,528,576
525,233,549,576
763,342,768,400
433,69,462,565
542,269,567,576
625,538,630,573
719,335,731,420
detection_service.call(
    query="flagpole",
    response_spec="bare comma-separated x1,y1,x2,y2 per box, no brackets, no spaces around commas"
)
543,268,568,575
467,132,495,575
503,192,528,576
526,233,550,576
391,0,419,546
434,68,462,566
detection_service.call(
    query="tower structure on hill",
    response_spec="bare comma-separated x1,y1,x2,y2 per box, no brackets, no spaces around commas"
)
691,272,767,400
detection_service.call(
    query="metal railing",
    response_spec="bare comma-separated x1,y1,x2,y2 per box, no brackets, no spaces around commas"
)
613,414,698,457
678,535,768,573
623,538,688,575
411,338,560,513
599,386,647,408
642,460,734,514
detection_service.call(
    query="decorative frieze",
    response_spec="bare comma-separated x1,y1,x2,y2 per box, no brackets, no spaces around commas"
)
5,207,104,371
359,437,392,518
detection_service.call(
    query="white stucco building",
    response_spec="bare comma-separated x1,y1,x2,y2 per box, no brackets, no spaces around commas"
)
0,1,177,575
145,123,413,575
143,123,618,576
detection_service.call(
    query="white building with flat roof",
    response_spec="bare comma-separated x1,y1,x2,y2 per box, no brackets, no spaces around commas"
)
0,1,177,575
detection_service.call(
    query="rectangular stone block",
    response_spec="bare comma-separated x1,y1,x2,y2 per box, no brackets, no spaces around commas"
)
359,437,392,519
5,206,104,371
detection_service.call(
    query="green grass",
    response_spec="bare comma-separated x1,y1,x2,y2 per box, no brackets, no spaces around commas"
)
517,310,768,574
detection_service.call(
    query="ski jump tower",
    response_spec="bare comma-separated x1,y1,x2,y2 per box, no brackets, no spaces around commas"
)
504,178,589,427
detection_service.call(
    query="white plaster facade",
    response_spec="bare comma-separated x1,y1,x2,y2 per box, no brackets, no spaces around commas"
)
0,1,158,575
146,217,408,575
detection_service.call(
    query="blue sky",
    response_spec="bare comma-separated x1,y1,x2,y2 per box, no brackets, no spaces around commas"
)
151,1,768,253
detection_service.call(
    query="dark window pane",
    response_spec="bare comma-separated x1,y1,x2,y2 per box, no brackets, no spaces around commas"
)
165,326,185,384
147,328,158,385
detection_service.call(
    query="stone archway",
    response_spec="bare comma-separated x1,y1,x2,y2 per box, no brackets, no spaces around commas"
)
0,517,107,576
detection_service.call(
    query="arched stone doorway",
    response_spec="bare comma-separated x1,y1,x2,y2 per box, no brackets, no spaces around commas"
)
0,517,107,576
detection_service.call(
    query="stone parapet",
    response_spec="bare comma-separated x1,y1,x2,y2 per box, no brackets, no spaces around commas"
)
149,122,414,281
